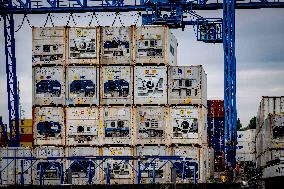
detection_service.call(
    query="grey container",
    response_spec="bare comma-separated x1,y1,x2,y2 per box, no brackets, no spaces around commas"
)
32,27,66,66
135,26,177,65
100,26,134,65
100,66,133,105
33,66,65,106
66,66,99,105
168,66,207,106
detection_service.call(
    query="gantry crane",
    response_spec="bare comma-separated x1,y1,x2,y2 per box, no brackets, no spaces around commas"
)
0,0,284,168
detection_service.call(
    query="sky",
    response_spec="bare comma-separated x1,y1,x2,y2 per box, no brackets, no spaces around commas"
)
0,9,284,127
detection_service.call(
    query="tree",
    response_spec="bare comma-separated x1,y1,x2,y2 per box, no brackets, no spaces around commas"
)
237,118,242,131
247,116,256,129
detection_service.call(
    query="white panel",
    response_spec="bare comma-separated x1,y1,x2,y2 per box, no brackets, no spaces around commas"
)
101,107,133,145
168,66,207,106
135,26,177,66
101,66,132,104
33,107,65,146
68,27,98,65
101,26,133,65
102,147,134,184
32,27,65,66
263,163,284,178
33,66,65,106
66,66,99,105
136,106,166,145
66,107,99,146
134,66,167,104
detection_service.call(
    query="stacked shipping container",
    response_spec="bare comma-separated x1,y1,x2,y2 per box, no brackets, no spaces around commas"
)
255,96,284,175
27,26,213,185
207,100,225,172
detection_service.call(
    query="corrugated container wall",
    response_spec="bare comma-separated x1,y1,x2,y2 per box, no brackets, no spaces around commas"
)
33,107,65,146
135,26,177,66
32,27,66,66
66,66,99,105
134,66,167,105
101,26,134,65
66,107,99,146
67,27,99,65
33,66,65,106
168,66,207,106
100,66,133,105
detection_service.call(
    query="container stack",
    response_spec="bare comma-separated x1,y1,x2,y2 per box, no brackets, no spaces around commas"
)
255,96,284,177
207,100,225,172
30,26,212,185
236,129,256,163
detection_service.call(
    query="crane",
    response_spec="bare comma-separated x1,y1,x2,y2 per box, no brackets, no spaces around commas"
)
1,0,284,168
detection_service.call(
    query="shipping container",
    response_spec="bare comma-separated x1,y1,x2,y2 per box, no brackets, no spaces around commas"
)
102,147,134,184
207,117,225,152
135,106,167,145
236,141,256,154
101,107,133,145
262,163,284,179
100,66,133,105
135,146,170,184
66,107,99,146
170,106,207,145
0,148,32,185
170,146,199,183
20,142,33,147
101,26,134,65
68,27,99,65
237,130,256,142
135,26,177,66
33,66,65,106
236,153,255,162
33,107,65,146
33,147,65,185
20,134,33,142
134,66,167,105
32,27,66,66
65,147,100,185
207,100,224,118
256,96,284,133
168,66,207,106
66,66,99,105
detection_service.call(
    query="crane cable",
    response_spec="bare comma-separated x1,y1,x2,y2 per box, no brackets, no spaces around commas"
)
66,13,77,27
43,13,55,27
88,12,100,26
15,14,32,32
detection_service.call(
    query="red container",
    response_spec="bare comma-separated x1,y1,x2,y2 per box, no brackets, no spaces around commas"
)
20,134,33,142
208,100,225,118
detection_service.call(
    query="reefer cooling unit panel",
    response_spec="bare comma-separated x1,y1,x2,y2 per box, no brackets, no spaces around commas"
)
33,66,65,106
101,107,133,145
101,26,133,65
32,27,66,66
135,106,167,145
66,66,99,105
68,27,98,65
33,107,65,146
168,66,207,106
134,66,167,105
101,66,132,105
135,26,177,66
66,107,99,146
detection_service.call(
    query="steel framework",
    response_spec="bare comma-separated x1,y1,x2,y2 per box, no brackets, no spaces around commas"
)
1,0,284,167
0,155,197,185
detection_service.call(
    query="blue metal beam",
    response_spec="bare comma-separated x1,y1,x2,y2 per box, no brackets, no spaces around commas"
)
3,13,20,147
223,0,237,168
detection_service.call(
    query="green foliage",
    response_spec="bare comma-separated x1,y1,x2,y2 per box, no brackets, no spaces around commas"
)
237,118,242,131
